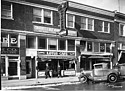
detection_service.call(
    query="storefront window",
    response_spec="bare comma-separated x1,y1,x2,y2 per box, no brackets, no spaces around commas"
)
87,42,93,52
26,36,36,48
1,33,8,47
100,43,105,52
48,38,57,50
64,61,75,70
106,43,111,52
10,34,18,47
38,62,46,71
38,37,47,49
58,39,66,50
1,57,5,76
67,39,75,51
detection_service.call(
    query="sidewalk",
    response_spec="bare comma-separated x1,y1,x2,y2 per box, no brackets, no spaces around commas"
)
2,76,79,90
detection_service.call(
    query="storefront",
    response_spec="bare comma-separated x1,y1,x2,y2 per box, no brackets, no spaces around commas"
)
80,53,113,70
1,47,20,79
37,51,76,77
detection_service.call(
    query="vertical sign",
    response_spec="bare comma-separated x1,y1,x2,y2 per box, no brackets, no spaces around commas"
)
58,1,68,36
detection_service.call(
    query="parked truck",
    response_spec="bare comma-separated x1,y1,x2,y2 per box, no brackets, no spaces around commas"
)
78,63,125,83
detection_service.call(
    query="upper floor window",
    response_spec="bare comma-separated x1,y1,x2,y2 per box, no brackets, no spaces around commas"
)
33,8,53,25
98,21,110,33
81,17,94,31
1,2,13,19
66,14,75,28
119,24,125,36
81,17,86,29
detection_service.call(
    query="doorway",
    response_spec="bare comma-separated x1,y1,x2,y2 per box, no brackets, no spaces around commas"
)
26,60,32,78
8,61,17,76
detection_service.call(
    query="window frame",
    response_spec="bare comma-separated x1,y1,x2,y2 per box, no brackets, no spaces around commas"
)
119,23,125,36
33,8,53,25
81,17,94,31
66,14,75,28
1,2,13,19
98,21,110,33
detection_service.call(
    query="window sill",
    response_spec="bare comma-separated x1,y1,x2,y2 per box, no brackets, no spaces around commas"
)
32,21,53,26
80,28,94,31
98,31,110,34
1,17,14,20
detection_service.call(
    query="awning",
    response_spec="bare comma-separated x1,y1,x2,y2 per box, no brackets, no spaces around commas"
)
37,55,76,60
88,55,110,59
81,52,113,56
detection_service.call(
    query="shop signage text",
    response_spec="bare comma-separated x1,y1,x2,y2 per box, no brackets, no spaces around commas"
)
38,51,75,56
1,47,19,54
2,37,17,44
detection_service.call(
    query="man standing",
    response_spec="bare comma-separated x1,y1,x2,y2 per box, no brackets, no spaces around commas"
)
45,63,51,79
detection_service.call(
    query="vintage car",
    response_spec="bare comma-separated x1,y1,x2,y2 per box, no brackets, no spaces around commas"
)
78,63,121,83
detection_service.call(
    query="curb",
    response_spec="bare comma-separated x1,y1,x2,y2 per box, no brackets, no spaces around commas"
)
2,81,80,90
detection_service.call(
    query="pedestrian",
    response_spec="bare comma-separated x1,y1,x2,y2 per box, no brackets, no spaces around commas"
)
57,65,62,78
45,63,51,79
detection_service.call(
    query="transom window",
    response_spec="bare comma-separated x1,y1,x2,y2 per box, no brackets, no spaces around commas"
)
33,8,53,25
2,2,12,19
119,24,125,36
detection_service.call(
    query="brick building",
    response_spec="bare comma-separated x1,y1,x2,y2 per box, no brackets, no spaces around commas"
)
1,0,124,80
114,12,125,64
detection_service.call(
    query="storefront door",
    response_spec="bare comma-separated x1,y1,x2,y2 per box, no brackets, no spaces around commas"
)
8,61,17,76
26,60,32,78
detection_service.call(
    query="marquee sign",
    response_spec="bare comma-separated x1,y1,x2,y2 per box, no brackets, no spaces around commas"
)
58,1,68,36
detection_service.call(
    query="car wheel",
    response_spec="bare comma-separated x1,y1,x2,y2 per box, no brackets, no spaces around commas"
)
108,74,118,83
79,75,88,83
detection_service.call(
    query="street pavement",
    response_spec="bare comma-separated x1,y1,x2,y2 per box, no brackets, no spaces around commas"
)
1,76,79,90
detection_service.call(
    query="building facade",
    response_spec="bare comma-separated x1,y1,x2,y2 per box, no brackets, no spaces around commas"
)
114,12,125,64
1,0,124,80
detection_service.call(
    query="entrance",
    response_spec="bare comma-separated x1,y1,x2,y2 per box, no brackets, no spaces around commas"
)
8,61,17,76
26,60,32,78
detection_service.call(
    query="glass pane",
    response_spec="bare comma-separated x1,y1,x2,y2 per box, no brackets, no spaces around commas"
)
68,22,73,27
88,24,92,30
38,37,46,49
2,10,11,18
44,9,51,17
120,24,124,35
33,8,41,16
100,43,105,52
44,17,51,23
106,43,110,52
81,24,86,29
26,36,36,48
88,18,92,24
2,4,11,10
87,42,92,52
8,62,17,76
58,39,66,50
1,57,5,76
81,17,86,23
68,40,75,51
68,14,73,21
